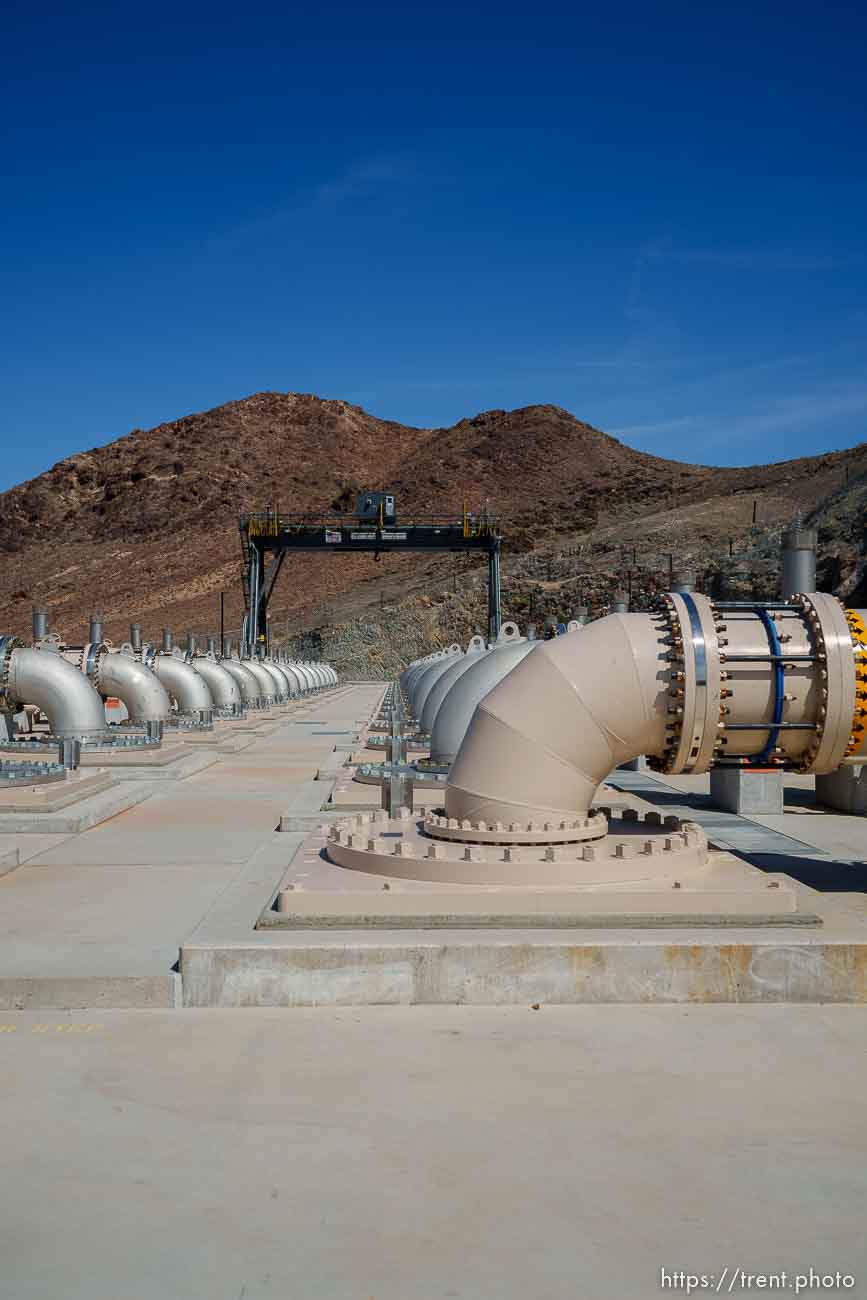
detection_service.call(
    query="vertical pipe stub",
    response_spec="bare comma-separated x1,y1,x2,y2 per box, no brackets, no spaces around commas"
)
672,572,696,593
186,632,197,655
575,606,590,625
58,738,81,770
130,623,142,652
382,772,414,815
32,607,49,642
222,637,232,658
781,526,817,598
610,591,629,614
207,635,217,655
162,629,173,653
89,614,104,646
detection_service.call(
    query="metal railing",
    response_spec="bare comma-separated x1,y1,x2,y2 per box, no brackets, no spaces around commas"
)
242,509,501,540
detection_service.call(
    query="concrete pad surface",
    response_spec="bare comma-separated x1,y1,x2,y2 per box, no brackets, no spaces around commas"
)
23,828,269,867
0,862,243,980
0,1005,865,1300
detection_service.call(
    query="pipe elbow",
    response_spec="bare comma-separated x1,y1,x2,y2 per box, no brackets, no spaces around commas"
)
97,651,172,722
191,658,243,710
261,662,289,701
243,660,277,703
153,655,215,714
5,646,108,738
221,660,259,704
445,613,669,826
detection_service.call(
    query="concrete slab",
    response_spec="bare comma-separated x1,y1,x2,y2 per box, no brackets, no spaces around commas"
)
0,768,113,811
0,846,20,876
2,1004,865,1300
0,832,79,864
0,779,156,834
271,838,802,924
611,770,867,894
24,828,266,867
80,744,219,781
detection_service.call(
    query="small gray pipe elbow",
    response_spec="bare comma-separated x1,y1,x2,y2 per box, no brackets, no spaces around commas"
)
153,655,215,714
96,651,172,722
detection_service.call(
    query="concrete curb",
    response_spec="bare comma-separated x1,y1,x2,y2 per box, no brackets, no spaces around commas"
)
0,973,178,1011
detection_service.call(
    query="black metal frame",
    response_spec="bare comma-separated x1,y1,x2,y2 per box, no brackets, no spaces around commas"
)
239,511,502,654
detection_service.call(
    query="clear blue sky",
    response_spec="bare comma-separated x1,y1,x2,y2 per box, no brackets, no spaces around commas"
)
3,0,866,490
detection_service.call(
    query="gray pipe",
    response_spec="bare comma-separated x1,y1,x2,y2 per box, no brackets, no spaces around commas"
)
89,614,105,646
281,664,304,697
672,572,695,594
293,663,316,693
305,663,324,691
207,635,217,655
130,623,142,653
96,651,172,723
186,632,197,655
191,657,242,710
265,661,295,699
32,608,49,641
260,661,289,701
221,659,260,705
4,646,108,738
243,659,277,704
610,591,629,614
162,629,173,653
152,655,214,713
781,526,817,597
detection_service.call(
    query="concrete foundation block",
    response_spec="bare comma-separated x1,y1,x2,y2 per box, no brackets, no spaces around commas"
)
816,766,867,815
709,767,784,816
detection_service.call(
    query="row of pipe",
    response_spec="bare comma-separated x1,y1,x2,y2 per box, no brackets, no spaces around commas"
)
0,611,339,744
396,587,867,834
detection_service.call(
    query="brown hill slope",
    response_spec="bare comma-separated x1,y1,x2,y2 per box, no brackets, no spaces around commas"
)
0,392,865,649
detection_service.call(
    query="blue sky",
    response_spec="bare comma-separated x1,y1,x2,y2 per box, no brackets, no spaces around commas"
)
2,0,866,489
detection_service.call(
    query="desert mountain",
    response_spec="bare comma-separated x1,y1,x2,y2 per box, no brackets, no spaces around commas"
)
0,392,865,658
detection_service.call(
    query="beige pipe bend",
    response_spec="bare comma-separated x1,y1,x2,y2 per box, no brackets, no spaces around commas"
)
445,613,668,827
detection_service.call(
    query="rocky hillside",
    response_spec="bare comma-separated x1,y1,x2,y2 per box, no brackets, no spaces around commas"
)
1,392,865,668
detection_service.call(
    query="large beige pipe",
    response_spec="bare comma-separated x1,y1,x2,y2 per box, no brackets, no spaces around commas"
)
410,652,463,719
431,639,536,764
446,614,666,826
446,594,866,828
420,638,488,733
